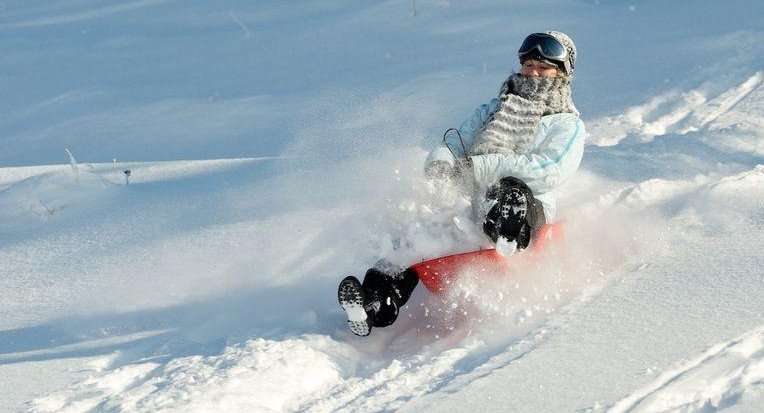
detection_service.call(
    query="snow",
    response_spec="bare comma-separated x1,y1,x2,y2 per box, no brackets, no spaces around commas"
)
610,326,764,412
1,0,763,412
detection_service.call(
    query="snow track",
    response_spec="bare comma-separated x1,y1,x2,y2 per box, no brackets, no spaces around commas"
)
0,0,181,29
587,72,764,146
610,325,764,413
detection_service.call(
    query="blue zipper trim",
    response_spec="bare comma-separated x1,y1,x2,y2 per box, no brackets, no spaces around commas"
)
533,119,581,170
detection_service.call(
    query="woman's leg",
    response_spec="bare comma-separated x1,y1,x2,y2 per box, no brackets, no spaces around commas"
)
361,267,419,327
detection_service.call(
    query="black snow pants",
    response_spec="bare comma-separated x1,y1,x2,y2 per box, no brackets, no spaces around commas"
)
361,267,419,328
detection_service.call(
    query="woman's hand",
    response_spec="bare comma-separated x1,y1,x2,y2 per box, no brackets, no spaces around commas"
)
424,160,453,181
425,158,475,190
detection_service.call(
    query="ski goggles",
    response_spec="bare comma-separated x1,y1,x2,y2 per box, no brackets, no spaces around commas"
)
517,33,572,74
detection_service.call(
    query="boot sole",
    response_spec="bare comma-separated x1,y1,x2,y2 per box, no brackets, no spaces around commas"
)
338,276,372,336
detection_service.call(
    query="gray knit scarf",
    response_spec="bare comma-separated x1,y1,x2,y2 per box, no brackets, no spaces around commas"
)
471,74,579,157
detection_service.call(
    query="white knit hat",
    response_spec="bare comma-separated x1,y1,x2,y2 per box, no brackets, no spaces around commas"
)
546,30,576,74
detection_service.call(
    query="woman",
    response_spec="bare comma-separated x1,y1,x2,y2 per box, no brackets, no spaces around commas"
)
339,31,587,336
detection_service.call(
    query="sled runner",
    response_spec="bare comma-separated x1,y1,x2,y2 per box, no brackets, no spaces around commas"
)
410,222,564,294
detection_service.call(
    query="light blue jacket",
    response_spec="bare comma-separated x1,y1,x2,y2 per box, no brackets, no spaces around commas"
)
426,98,586,221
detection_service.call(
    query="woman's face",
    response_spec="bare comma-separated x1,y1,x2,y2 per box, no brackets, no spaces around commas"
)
521,59,559,77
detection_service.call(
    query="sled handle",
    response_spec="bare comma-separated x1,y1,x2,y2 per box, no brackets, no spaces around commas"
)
443,127,469,158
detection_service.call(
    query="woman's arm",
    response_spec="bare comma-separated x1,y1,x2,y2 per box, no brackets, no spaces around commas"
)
425,99,501,167
470,114,586,194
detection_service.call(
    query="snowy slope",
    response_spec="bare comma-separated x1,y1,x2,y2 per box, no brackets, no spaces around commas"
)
1,0,763,412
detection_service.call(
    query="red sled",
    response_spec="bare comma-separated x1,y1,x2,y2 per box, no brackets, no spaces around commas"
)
409,222,565,294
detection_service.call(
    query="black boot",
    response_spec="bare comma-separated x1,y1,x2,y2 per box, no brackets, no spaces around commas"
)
361,267,419,328
339,266,420,336
482,176,545,250
338,276,373,336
